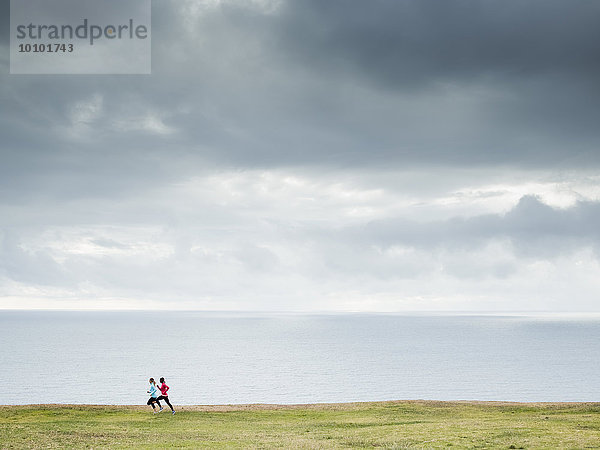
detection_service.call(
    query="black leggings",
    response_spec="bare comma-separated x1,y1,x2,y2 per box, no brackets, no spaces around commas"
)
157,395,174,411
147,397,162,408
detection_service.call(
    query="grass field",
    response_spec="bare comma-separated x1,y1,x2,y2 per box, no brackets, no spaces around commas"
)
1,401,599,448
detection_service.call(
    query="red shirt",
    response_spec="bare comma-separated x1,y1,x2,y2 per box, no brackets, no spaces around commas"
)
159,383,169,396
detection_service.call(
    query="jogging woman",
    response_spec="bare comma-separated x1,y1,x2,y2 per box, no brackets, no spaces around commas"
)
158,377,175,414
147,378,163,413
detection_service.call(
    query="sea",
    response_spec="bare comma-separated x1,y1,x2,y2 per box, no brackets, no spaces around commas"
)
1,311,599,405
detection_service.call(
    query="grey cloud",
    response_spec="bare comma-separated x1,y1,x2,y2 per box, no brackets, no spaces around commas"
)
344,196,600,258
1,0,599,184
2,0,600,309
90,238,129,250
275,196,598,282
0,229,67,286
0,195,597,305
275,0,600,88
234,244,280,273
268,0,600,166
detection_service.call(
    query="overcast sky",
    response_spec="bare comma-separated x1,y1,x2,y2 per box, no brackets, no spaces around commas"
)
1,0,600,311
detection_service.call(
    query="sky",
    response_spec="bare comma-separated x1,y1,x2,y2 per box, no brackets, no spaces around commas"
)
1,0,600,311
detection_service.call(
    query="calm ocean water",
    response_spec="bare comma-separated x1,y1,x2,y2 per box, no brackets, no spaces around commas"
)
1,311,599,405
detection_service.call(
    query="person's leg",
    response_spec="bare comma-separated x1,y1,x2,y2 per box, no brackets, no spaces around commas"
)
147,398,156,410
156,396,163,410
162,396,174,412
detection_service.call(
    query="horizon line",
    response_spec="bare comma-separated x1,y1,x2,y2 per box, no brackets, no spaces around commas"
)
2,308,600,316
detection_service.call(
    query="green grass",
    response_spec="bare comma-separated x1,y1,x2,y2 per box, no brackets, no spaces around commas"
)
1,401,599,449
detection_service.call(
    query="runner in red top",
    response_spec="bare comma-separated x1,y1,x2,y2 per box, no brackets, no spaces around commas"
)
158,377,175,414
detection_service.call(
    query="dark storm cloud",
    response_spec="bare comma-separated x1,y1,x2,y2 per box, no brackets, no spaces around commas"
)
276,0,600,88
267,0,600,166
1,0,599,184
